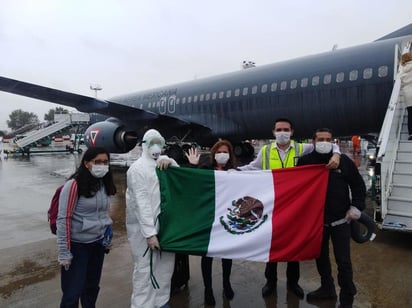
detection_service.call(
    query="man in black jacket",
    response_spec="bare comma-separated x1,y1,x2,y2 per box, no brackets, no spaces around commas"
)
297,128,366,308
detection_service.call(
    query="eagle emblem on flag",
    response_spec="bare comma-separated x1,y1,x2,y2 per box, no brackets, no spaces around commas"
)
220,196,268,234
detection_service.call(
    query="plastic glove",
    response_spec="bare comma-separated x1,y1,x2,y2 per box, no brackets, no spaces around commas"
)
102,225,113,253
345,206,361,221
59,258,72,271
157,158,173,170
147,235,160,250
185,147,200,165
326,153,340,169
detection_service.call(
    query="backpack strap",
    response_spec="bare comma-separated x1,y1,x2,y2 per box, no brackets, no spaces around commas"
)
65,180,78,250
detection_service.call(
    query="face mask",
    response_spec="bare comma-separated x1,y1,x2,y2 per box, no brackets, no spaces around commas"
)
315,142,333,154
149,144,162,160
215,153,230,165
90,165,109,178
275,132,291,145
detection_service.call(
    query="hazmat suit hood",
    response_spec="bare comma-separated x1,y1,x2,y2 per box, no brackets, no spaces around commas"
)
142,129,165,160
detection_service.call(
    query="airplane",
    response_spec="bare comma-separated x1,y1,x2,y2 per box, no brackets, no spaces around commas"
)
1,23,412,159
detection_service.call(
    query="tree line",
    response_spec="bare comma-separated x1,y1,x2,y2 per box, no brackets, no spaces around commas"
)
0,107,69,136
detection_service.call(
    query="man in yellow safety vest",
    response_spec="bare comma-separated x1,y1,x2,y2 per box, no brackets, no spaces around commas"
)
238,118,340,299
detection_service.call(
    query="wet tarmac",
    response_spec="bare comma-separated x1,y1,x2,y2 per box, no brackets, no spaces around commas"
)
0,150,411,307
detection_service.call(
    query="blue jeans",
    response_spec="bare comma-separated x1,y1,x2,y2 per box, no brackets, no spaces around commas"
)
60,241,105,308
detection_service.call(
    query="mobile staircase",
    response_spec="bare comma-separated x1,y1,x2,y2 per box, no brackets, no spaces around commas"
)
14,113,90,154
374,41,412,232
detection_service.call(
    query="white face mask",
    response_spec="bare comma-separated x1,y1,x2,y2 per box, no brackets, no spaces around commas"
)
315,142,333,154
90,165,109,178
149,144,162,160
215,153,230,165
275,132,291,145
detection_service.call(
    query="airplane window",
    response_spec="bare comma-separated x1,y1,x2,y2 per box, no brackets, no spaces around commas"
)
219,91,224,99
336,72,344,83
363,68,373,79
188,96,192,103
300,78,308,87
200,94,204,101
176,98,180,104
194,95,198,102
242,87,248,96
290,79,297,89
157,101,161,107
271,82,277,92
261,84,268,93
235,88,240,96
252,85,258,94
206,93,210,101
226,90,232,98
378,66,388,77
323,74,332,84
182,97,186,104
349,70,358,81
280,81,287,90
312,76,320,86
148,102,152,108
212,92,217,100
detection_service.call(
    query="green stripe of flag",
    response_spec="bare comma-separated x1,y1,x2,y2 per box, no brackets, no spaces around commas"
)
157,166,216,255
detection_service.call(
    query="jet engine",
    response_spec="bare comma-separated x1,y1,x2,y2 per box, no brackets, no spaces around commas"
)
84,118,138,153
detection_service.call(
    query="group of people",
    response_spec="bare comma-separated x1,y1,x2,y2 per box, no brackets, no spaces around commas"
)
56,118,366,308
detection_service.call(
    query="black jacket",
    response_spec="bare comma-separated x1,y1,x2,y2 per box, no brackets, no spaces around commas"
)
297,151,366,224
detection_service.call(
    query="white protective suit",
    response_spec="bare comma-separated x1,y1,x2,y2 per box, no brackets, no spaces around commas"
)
126,129,178,308
400,60,412,107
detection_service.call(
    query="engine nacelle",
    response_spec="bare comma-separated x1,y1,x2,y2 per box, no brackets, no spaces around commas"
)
84,118,138,153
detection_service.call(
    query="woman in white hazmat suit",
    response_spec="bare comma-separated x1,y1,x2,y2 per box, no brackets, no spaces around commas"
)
126,129,178,308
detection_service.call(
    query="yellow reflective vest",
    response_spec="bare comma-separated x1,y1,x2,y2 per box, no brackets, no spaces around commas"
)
261,141,303,170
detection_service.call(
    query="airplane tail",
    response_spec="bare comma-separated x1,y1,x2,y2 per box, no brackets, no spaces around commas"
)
375,23,412,41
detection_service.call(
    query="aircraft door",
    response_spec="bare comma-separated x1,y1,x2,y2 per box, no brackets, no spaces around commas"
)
159,96,167,114
168,95,176,114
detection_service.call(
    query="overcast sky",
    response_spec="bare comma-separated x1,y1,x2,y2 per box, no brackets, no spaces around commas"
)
1,0,412,131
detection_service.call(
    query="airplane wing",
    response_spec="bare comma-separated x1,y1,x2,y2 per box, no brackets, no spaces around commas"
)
0,75,203,129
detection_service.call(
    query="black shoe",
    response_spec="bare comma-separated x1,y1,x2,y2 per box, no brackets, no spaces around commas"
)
204,287,216,305
287,282,304,298
306,286,337,301
339,304,353,308
409,135,412,140
261,281,276,297
223,282,234,300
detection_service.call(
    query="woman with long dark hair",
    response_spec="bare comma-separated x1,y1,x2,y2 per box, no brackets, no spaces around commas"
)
186,140,237,305
57,146,116,307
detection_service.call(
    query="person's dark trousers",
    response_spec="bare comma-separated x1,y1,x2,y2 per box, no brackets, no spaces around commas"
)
264,261,300,284
201,256,232,287
60,241,105,308
407,106,412,136
316,224,356,306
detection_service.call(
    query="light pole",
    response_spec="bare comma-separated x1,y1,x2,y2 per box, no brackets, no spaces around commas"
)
90,83,102,98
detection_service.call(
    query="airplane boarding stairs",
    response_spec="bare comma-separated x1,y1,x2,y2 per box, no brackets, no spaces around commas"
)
14,113,89,151
375,69,412,232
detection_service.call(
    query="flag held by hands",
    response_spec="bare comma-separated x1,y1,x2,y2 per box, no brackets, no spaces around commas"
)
157,165,329,263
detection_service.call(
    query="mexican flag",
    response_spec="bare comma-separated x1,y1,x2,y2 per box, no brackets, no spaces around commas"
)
157,165,329,263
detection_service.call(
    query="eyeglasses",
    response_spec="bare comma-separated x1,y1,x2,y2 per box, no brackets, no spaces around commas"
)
92,159,110,165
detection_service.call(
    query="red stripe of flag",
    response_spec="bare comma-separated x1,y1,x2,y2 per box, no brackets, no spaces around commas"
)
268,165,329,262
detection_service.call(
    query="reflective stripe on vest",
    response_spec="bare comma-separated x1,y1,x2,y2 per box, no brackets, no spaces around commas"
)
262,141,303,170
